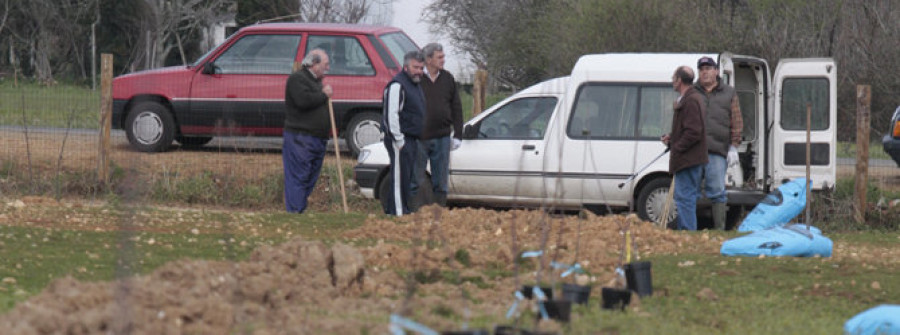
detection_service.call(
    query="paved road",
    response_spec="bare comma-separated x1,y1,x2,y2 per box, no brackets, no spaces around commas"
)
0,126,351,153
2,126,897,166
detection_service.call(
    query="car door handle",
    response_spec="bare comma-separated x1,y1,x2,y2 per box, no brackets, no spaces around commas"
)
522,144,536,150
226,94,237,98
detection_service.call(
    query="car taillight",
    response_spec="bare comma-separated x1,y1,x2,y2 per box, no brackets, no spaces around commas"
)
894,120,900,138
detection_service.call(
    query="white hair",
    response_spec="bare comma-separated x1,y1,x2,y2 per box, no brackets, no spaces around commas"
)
301,49,326,67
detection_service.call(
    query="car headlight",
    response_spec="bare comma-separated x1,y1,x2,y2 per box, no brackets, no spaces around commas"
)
357,148,371,164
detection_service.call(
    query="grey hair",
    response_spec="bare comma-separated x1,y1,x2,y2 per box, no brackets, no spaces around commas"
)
422,43,443,58
403,50,425,66
301,49,326,67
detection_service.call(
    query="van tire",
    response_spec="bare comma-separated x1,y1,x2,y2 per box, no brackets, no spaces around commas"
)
636,177,677,228
346,112,383,157
125,101,175,152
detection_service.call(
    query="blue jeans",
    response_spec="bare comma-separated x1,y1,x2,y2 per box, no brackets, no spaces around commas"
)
674,164,703,231
282,130,327,213
412,136,451,198
703,154,727,203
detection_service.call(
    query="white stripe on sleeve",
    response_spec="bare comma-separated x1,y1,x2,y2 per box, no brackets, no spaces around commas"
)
386,82,404,143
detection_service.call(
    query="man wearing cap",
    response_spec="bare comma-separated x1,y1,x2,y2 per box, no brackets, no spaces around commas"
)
695,56,743,230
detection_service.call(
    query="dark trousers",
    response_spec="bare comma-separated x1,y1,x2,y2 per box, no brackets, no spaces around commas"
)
384,135,418,216
282,130,327,213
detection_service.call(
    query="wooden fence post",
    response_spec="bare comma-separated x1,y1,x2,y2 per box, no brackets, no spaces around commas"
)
99,54,113,185
472,69,487,117
854,85,871,224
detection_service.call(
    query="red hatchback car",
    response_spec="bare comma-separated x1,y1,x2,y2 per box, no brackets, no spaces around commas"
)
112,23,419,155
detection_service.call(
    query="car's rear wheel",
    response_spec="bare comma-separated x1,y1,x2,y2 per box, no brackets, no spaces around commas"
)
636,177,677,228
176,136,213,148
125,101,175,152
346,112,382,157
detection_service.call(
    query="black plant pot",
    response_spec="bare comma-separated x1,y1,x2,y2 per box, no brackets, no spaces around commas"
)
601,287,632,310
442,330,489,335
624,261,653,297
561,283,592,304
539,300,572,322
493,325,559,335
521,285,553,300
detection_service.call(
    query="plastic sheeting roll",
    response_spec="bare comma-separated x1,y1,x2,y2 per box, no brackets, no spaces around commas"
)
720,224,832,257
737,178,810,232
844,305,900,335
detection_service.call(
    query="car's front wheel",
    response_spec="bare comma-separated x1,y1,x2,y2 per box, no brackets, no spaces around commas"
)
125,101,175,152
346,112,383,157
636,177,677,228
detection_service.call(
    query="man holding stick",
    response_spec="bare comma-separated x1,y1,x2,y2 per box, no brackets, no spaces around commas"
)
282,49,333,213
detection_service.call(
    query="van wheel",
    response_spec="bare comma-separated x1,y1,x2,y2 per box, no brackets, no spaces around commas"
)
125,101,175,152
726,205,746,230
636,177,677,228
346,112,383,157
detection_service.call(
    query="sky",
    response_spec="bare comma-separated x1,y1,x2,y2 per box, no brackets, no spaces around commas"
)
388,0,472,82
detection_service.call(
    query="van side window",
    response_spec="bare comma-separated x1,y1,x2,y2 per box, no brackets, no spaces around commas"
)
570,84,678,139
637,86,679,138
307,35,375,76
780,78,829,130
214,34,301,74
569,85,638,138
477,97,557,139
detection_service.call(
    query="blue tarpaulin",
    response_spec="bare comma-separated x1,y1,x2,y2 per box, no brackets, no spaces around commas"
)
721,224,832,257
844,305,900,335
738,178,810,232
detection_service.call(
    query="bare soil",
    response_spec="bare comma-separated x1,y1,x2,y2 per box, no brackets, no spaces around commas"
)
2,131,899,333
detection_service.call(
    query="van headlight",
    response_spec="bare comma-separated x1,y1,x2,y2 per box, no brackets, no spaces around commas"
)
357,148,371,164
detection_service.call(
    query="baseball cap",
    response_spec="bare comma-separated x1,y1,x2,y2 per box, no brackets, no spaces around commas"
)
697,56,717,68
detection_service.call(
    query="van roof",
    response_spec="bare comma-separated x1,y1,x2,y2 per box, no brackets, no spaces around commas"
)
572,53,718,83
241,23,403,35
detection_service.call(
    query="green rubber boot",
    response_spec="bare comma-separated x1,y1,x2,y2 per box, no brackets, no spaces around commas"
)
712,203,728,230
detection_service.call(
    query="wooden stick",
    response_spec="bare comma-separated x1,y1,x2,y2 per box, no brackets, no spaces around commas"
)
327,99,349,213
806,102,811,229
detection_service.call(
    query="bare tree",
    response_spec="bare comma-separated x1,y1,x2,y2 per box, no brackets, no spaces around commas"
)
239,0,385,25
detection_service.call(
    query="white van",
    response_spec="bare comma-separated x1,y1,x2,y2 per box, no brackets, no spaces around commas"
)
354,53,837,227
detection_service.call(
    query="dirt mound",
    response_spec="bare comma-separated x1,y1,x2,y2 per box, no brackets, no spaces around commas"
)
0,206,725,334
0,238,379,334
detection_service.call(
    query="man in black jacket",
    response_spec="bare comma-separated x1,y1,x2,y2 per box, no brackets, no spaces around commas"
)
413,43,464,207
283,49,333,213
382,51,426,216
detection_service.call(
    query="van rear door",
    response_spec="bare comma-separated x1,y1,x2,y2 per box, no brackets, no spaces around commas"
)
771,59,837,189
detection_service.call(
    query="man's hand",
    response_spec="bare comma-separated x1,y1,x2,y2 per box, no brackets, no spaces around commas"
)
727,146,739,167
393,139,405,152
451,138,462,151
322,85,333,97
660,134,670,146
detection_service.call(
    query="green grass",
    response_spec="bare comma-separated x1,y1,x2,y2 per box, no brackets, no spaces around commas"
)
0,81,100,129
837,141,891,160
561,245,900,334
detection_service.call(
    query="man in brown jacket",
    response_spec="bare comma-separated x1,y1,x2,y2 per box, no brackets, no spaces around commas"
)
662,66,707,230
